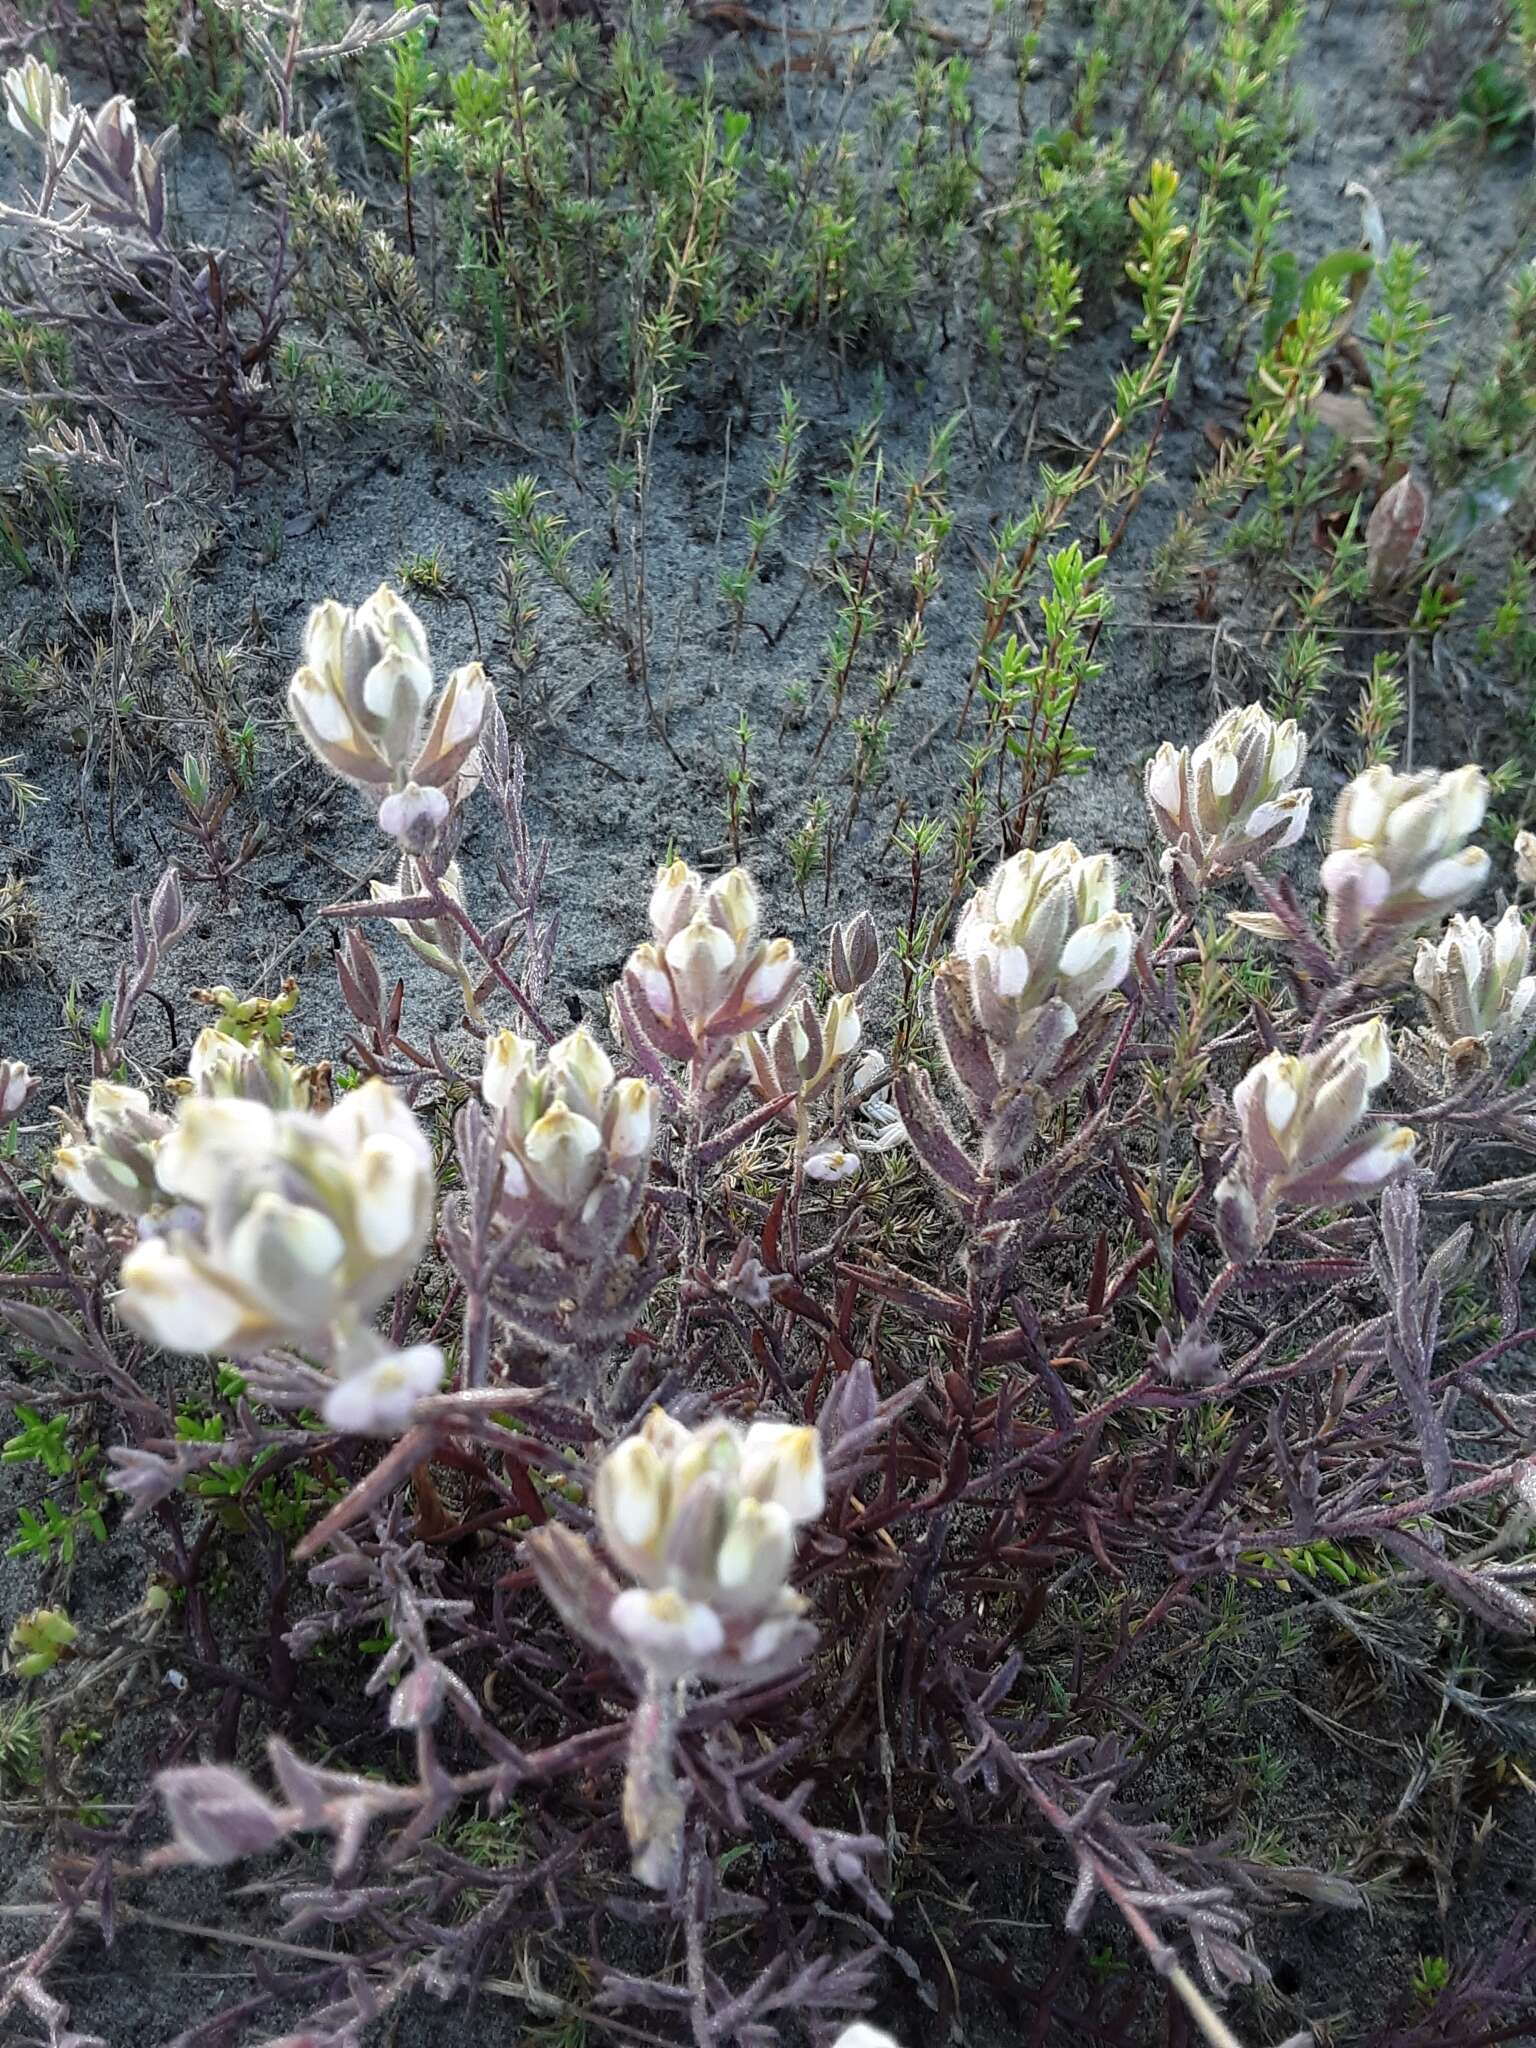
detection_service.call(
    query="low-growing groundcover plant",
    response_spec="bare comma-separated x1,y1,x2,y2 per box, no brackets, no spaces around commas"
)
4,0,1536,2041
3,581,1536,2048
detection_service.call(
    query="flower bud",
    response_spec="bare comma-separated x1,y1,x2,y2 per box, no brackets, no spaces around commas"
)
377,780,451,851
0,1058,34,1119
668,1419,740,1502
739,1421,826,1521
222,1191,348,1330
706,867,760,947
829,911,881,994
738,938,799,1022
610,1587,725,1676
409,662,488,791
595,1435,670,1578
54,1079,170,1217
155,1096,280,1205
523,1102,604,1213
481,1030,539,1116
546,1026,616,1125
1153,1322,1224,1388
388,1656,450,1729
605,1077,658,1162
8,1606,76,1677
713,1498,795,1612
665,914,739,1020
288,666,390,789
117,1236,251,1352
1366,469,1431,590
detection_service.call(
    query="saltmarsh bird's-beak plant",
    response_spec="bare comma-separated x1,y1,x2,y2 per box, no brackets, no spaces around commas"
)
1214,1019,1417,1262
1145,701,1312,895
33,620,1536,2048
527,1406,826,1887
1319,762,1490,962
288,584,489,852
1414,907,1536,1050
55,1042,443,1433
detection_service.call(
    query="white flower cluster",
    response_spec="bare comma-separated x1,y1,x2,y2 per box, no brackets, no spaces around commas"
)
594,1407,825,1681
1414,908,1536,1050
1321,763,1489,958
1217,1020,1416,1258
480,1024,657,1234
55,1078,172,1216
54,1039,442,1435
1145,703,1312,886
288,585,488,850
620,861,799,1063
54,1025,310,1215
951,841,1133,1079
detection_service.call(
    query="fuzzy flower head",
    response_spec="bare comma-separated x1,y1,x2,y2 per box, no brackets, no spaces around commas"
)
54,1081,171,1218
1415,908,1536,1051
1321,764,1489,959
1145,703,1311,887
115,1080,434,1358
480,1024,657,1237
1216,1019,1415,1259
620,860,799,1063
592,1408,825,1683
951,841,1133,1074
287,585,487,843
